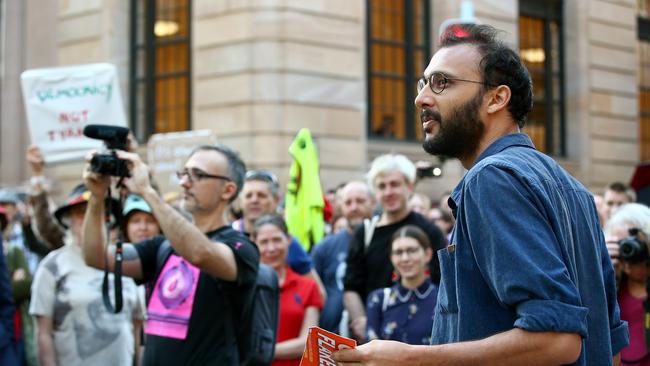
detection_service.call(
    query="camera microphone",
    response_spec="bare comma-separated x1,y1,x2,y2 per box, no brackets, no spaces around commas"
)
83,124,131,177
83,124,130,142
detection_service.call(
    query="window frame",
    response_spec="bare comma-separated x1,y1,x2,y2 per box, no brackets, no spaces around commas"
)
129,0,192,141
366,0,432,142
519,0,566,156
641,12,650,42
639,7,650,160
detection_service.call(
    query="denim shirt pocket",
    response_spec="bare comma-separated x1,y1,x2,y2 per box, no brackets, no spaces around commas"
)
436,246,458,314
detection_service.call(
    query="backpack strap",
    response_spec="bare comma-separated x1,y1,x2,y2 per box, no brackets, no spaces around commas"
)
248,263,280,364
363,215,381,249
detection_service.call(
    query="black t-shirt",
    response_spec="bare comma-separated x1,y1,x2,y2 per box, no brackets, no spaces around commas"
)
135,226,259,366
343,211,445,302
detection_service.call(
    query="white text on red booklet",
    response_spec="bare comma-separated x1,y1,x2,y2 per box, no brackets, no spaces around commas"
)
299,327,357,366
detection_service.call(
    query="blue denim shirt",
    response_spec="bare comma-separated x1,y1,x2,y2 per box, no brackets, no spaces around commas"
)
431,133,629,365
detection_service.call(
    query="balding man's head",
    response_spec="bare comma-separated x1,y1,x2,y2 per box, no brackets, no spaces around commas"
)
340,181,374,229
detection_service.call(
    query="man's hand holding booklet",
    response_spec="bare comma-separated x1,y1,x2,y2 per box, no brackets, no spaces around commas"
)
299,327,357,366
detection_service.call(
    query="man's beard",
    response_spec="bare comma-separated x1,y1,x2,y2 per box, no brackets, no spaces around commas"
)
421,90,485,160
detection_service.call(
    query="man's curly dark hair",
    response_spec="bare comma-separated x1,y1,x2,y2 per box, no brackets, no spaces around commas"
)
440,24,533,128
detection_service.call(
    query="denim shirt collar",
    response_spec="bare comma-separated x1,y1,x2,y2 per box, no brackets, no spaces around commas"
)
474,133,534,165
448,133,535,216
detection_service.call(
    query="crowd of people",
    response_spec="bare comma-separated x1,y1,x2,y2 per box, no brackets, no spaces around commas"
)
0,139,452,366
0,23,645,366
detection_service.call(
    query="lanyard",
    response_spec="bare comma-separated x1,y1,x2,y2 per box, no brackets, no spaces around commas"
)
101,187,123,313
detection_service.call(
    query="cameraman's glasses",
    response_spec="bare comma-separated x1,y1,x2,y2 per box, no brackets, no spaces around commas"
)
176,168,232,184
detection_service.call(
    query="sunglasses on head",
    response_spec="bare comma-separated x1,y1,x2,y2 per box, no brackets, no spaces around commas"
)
245,170,279,187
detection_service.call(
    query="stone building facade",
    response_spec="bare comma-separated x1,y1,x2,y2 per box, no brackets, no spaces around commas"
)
0,0,647,204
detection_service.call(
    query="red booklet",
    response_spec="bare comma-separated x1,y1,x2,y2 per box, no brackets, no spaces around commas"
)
299,327,357,366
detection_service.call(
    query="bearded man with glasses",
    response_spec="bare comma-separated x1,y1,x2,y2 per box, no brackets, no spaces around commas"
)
334,24,627,366
81,144,259,366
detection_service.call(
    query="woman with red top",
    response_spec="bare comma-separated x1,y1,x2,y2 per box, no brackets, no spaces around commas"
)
252,214,323,366
605,203,650,366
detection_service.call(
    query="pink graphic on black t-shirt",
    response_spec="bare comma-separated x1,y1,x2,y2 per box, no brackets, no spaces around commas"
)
146,254,200,340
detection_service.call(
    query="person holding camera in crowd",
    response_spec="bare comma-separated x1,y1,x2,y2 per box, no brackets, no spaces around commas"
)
81,141,259,366
606,203,650,366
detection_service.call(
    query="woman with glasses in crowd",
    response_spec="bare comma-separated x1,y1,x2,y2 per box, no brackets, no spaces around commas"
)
365,225,438,345
252,214,322,366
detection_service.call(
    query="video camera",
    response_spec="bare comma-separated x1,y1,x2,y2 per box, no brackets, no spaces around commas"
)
619,228,649,263
83,124,130,177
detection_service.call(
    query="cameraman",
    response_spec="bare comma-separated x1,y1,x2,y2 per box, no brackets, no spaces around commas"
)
606,203,650,366
81,144,259,366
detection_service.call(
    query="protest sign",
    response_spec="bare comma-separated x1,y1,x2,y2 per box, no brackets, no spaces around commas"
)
147,130,218,195
299,327,356,366
21,63,127,163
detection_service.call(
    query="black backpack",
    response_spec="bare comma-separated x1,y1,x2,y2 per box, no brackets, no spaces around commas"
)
242,263,280,366
154,230,280,366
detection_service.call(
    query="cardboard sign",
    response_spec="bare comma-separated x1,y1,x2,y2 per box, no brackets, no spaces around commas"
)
20,63,127,163
146,130,218,195
299,327,356,366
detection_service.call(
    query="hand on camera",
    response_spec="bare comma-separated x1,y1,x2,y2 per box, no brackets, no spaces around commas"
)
83,150,111,198
115,150,151,196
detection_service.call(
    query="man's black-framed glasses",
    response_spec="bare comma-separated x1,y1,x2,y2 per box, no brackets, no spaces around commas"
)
176,168,232,183
417,71,489,94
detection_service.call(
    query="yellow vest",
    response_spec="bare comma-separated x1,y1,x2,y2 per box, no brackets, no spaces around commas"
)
285,128,324,252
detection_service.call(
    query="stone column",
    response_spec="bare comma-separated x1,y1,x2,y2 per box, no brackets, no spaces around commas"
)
192,0,366,190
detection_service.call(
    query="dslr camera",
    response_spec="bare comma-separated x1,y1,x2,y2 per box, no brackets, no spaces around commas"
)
83,124,130,177
618,228,649,263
